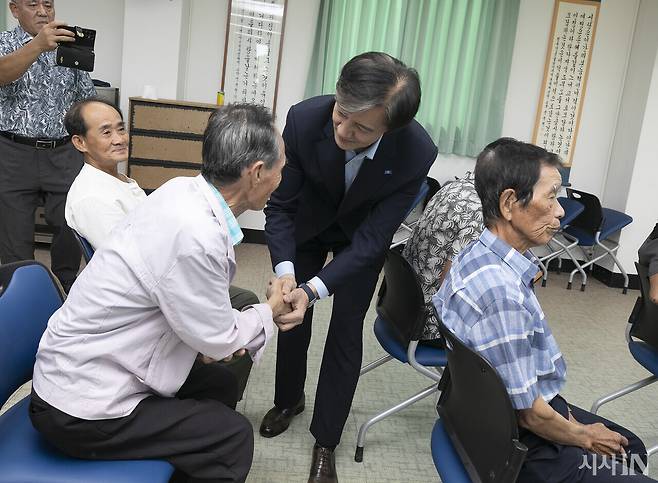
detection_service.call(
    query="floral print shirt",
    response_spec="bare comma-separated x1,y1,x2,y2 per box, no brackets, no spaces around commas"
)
402,172,484,340
0,25,95,138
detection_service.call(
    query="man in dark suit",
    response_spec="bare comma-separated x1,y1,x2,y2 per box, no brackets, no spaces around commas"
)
262,52,437,482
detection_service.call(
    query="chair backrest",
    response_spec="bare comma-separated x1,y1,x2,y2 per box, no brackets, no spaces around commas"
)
73,230,95,263
557,196,584,228
434,311,527,483
566,188,603,235
0,261,63,404
376,249,427,343
629,262,658,350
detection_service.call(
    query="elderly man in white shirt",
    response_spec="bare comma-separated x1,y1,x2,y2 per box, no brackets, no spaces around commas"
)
29,104,296,483
63,98,146,250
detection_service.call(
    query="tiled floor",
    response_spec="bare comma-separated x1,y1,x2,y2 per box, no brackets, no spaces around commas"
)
3,243,658,482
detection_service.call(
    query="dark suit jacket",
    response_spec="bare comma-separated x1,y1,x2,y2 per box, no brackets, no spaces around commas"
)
264,95,437,294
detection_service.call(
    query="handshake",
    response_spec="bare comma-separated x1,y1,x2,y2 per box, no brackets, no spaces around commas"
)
265,275,313,332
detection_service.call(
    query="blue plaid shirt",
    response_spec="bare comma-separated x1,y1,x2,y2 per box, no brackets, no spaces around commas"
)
433,228,567,410
207,182,243,246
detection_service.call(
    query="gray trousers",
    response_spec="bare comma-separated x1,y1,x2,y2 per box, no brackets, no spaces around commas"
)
0,136,82,289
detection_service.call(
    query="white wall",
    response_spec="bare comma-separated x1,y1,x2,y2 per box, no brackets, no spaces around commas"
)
119,0,186,116
4,0,124,87
616,34,658,275
179,0,229,105
603,0,658,211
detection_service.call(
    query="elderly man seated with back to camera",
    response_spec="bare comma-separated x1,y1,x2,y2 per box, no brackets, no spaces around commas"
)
434,138,654,482
29,104,297,483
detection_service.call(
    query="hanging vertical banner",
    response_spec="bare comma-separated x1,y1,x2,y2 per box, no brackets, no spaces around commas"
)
221,0,287,115
532,0,600,174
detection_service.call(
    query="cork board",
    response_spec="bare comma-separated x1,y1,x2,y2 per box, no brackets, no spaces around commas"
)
130,135,202,165
130,165,200,192
131,104,213,135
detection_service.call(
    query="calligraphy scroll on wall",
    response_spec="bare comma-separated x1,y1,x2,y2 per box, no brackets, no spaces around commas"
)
221,0,287,114
532,0,600,175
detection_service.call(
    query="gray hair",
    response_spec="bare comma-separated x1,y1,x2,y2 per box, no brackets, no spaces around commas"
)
335,52,421,130
201,104,279,186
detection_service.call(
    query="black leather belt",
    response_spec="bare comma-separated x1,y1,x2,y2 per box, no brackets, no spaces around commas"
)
0,131,71,149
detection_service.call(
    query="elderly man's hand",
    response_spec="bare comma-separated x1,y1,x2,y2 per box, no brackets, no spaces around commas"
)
33,21,75,53
267,274,296,298
274,287,309,331
266,277,293,319
583,423,629,457
649,274,658,305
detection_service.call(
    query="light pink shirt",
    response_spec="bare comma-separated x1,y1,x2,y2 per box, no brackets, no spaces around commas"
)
33,175,274,420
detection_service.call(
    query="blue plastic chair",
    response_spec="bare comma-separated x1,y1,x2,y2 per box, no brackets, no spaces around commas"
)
590,262,658,457
432,312,527,482
355,249,447,462
72,230,95,263
0,261,174,482
535,196,585,287
564,188,633,293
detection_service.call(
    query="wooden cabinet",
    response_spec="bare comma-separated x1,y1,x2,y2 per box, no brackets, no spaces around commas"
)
127,97,218,192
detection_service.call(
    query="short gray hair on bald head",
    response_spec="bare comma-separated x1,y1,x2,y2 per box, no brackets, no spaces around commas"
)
201,103,279,186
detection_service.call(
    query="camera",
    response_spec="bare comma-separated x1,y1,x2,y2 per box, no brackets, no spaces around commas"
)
55,26,96,72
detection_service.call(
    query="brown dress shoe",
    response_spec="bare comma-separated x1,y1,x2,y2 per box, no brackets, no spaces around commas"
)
308,444,338,483
259,396,304,438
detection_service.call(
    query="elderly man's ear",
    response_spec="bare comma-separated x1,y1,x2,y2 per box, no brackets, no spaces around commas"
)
245,160,266,183
499,188,517,221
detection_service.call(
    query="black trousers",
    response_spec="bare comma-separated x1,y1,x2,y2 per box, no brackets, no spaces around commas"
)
274,234,383,447
30,360,253,483
519,395,653,482
223,285,258,400
0,136,82,289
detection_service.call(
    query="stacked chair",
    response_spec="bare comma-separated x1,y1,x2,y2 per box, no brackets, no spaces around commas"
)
355,249,446,462
590,262,658,457
563,188,633,293
431,312,527,482
0,261,174,482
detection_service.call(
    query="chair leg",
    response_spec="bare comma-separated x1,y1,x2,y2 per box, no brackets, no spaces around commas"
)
360,354,394,376
590,375,657,414
647,444,658,457
568,245,590,290
595,238,629,294
354,383,438,462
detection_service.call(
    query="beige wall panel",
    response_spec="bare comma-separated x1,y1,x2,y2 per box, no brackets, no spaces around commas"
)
130,165,199,191
132,104,212,134
131,136,202,165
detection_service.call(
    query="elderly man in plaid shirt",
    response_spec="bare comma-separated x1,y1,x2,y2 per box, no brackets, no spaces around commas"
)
433,138,653,482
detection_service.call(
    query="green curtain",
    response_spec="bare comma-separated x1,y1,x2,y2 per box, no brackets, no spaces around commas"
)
1,5,6,32
305,0,520,157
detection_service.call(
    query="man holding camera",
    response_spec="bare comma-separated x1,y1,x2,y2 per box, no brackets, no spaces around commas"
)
0,0,95,292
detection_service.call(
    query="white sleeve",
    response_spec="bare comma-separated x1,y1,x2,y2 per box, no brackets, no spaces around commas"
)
67,197,127,250
151,238,275,363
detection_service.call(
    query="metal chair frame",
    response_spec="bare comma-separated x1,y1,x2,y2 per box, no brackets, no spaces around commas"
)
355,250,445,463
590,263,658,456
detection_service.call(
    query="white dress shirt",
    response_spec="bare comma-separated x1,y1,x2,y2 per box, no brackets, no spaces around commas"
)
65,163,147,250
274,137,382,299
33,175,274,420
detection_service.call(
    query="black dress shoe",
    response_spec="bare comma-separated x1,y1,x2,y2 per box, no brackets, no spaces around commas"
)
259,396,304,438
308,444,338,483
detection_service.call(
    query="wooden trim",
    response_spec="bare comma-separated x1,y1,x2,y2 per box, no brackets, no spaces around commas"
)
272,0,288,116
220,0,233,92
